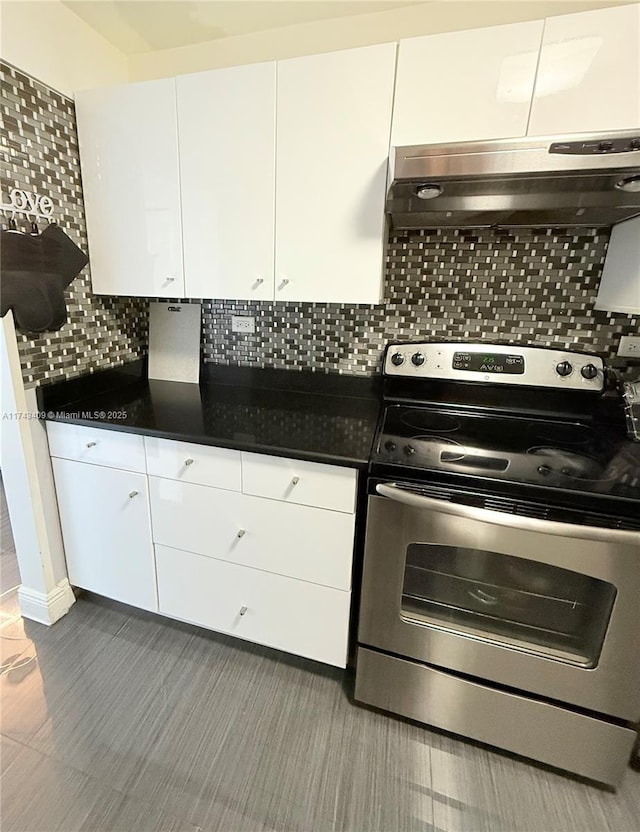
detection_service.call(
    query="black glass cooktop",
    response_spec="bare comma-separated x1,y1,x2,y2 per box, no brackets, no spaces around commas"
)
372,405,640,505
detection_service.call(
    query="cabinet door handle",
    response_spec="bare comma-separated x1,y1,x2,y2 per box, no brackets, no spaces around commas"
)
253,277,264,288
165,276,176,283
291,476,300,486
236,529,246,539
278,278,290,291
239,606,248,616
86,441,97,448
184,458,194,466
129,490,138,499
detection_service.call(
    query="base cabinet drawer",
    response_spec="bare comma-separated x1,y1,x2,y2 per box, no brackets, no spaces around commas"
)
149,477,355,589
47,422,146,472
156,545,351,667
144,436,241,490
241,452,357,513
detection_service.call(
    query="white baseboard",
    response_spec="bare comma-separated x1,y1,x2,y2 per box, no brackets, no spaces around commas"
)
18,579,75,625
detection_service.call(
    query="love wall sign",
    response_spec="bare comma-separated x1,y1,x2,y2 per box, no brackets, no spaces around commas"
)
2,188,54,219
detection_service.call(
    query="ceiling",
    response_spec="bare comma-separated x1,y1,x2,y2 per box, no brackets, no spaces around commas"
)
61,0,426,55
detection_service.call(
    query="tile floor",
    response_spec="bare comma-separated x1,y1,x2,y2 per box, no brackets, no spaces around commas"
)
1,483,639,832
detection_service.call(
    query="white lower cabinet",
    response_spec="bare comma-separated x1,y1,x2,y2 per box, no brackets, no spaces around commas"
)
156,544,351,667
149,477,355,590
49,423,357,667
51,457,157,612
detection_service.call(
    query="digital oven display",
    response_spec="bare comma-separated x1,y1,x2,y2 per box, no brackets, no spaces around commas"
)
452,352,525,374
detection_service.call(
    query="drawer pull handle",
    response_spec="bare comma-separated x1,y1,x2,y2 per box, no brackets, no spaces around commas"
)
239,606,248,616
291,476,300,486
184,458,194,466
129,491,138,499
86,441,97,448
237,529,246,539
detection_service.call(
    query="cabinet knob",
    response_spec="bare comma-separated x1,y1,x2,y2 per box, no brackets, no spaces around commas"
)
129,490,138,499
184,458,194,466
237,529,246,538
86,441,97,448
291,476,300,486
239,606,248,616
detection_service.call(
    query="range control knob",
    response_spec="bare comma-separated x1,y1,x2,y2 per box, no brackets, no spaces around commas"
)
411,352,426,367
630,138,640,150
391,352,405,367
537,465,552,477
404,444,416,456
598,140,614,152
581,363,598,380
556,361,573,377
384,440,396,452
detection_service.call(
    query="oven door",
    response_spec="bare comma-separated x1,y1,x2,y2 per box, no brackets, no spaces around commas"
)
358,483,640,721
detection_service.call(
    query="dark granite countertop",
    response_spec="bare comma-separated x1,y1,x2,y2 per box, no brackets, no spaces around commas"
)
37,361,382,469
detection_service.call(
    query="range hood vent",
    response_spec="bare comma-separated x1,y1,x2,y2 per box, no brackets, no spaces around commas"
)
386,132,640,230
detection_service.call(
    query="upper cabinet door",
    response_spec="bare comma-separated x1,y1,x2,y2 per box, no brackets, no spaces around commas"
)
275,43,396,305
392,21,544,146
177,63,276,301
528,5,640,136
75,78,184,298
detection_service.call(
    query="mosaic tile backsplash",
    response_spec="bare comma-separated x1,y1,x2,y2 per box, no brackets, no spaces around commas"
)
200,227,638,376
2,61,637,386
1,61,147,387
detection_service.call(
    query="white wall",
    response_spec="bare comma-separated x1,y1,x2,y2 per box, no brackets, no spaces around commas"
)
0,0,127,96
129,0,637,81
0,0,125,623
1,314,75,625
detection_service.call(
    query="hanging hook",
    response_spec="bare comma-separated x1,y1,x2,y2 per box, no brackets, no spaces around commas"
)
6,215,20,233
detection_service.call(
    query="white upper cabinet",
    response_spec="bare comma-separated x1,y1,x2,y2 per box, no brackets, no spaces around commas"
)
275,43,396,304
528,4,640,136
75,78,184,297
391,21,544,147
177,63,276,300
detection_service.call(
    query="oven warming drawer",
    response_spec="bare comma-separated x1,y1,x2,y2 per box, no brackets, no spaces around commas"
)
355,647,636,788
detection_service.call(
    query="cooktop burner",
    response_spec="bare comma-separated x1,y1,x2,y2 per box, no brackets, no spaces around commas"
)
399,411,461,433
532,422,594,446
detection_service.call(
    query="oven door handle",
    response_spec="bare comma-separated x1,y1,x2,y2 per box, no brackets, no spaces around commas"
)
375,483,640,545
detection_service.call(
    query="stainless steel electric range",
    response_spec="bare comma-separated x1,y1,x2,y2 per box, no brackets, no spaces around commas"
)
355,341,640,788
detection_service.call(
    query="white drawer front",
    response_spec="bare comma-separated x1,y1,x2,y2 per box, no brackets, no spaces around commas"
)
156,544,351,667
47,422,146,473
241,452,357,513
145,436,241,491
149,477,355,590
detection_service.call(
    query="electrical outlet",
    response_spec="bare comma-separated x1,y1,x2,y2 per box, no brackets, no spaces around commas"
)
231,315,256,334
617,335,640,358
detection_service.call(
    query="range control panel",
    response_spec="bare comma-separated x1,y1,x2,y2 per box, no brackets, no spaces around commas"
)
384,342,605,392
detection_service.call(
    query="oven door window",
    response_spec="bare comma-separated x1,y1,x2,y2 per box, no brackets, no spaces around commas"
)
401,545,616,667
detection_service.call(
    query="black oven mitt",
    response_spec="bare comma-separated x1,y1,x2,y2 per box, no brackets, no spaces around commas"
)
0,223,89,333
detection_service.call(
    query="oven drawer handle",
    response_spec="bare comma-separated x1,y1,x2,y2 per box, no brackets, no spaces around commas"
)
375,483,640,545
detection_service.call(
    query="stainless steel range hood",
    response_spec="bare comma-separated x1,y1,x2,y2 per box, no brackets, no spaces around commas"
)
386,131,640,230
